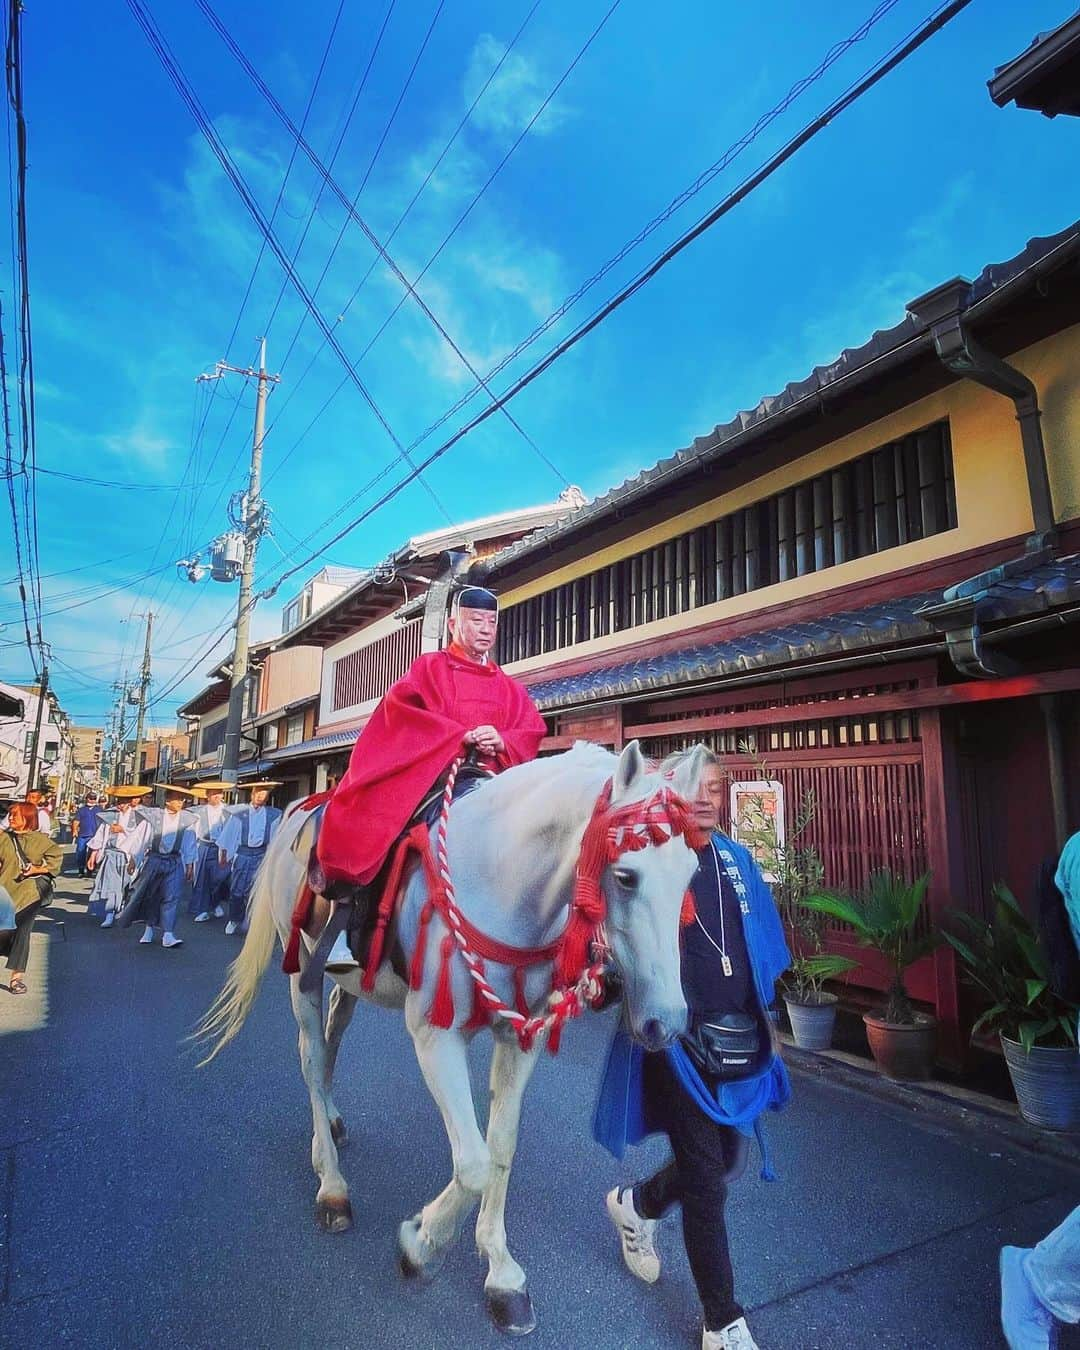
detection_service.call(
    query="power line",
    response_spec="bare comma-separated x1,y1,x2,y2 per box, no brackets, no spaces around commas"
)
261,0,976,598
127,0,454,539
207,0,580,493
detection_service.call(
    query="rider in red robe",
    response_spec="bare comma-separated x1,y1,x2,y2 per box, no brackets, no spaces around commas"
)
313,586,547,972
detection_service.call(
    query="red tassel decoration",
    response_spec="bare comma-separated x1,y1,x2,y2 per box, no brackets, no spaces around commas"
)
513,967,530,1018
546,1020,563,1056
680,889,697,926
428,934,457,1028
410,900,434,991
465,978,490,1031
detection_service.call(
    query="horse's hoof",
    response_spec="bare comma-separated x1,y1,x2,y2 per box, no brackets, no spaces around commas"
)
314,1196,353,1233
398,1216,440,1281
487,1288,537,1336
330,1116,348,1148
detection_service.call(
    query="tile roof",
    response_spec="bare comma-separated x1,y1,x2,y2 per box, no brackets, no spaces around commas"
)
265,728,359,761
524,553,1080,712
485,222,1080,580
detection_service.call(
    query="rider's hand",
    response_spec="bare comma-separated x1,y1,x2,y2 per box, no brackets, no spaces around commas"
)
468,725,504,756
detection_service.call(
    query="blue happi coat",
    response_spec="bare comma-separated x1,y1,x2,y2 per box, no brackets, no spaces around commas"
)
593,832,792,1163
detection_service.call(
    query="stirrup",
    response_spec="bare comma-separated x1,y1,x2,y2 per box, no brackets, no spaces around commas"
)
325,928,359,974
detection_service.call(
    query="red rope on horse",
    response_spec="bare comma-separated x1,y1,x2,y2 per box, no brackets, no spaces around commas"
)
282,883,316,974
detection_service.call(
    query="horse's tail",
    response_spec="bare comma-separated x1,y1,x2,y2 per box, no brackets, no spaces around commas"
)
192,849,281,1065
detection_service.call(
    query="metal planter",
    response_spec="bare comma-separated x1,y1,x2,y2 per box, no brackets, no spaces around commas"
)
1001,1036,1080,1131
784,993,838,1052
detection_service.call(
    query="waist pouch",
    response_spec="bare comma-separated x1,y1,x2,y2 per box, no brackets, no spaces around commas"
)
681,1013,760,1081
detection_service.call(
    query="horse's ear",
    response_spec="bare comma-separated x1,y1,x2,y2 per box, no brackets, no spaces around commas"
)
611,740,646,800
670,744,709,800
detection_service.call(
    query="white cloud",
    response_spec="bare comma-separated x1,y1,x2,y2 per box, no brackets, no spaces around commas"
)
99,420,175,467
464,34,574,141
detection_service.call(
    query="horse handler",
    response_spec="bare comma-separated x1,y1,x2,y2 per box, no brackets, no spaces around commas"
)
594,747,792,1350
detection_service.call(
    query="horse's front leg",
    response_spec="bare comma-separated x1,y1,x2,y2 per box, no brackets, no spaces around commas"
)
324,982,358,1148
288,973,352,1232
400,997,490,1275
475,1026,543,1335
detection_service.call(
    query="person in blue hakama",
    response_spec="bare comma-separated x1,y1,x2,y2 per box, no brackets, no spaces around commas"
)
117,786,198,949
71,792,103,877
87,786,151,927
218,781,283,936
594,748,791,1350
188,782,235,923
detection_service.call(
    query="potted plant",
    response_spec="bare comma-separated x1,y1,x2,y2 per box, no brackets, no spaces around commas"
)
945,883,1080,1130
729,762,858,1050
804,870,938,1080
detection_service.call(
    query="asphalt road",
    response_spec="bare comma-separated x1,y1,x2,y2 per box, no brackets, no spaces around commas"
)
2,868,1079,1350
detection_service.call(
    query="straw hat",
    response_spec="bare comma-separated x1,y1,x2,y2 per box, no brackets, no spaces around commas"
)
157,783,197,799
107,785,153,800
239,780,282,791
191,780,233,796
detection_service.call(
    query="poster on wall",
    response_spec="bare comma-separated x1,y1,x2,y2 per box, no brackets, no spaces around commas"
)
729,780,785,881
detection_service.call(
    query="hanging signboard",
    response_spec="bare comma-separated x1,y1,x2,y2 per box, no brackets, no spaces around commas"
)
728,779,785,881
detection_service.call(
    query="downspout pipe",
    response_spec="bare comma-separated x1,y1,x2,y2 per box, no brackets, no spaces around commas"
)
907,277,1056,548
908,278,1058,677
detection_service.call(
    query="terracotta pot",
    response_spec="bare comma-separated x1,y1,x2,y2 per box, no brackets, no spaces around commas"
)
784,993,838,1051
863,1010,937,1080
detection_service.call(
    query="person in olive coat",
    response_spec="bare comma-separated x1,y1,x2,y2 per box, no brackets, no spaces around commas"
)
0,800,63,994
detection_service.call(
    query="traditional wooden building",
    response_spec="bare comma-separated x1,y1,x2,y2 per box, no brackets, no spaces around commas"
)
477,223,1080,1063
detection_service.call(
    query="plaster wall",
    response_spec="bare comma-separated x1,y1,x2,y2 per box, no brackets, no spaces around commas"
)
500,322,1080,677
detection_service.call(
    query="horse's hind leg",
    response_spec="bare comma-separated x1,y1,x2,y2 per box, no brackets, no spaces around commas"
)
289,973,352,1232
324,983,358,1148
399,1007,490,1276
475,1029,542,1335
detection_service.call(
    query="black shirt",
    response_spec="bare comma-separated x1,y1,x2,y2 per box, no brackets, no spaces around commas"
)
680,841,754,1021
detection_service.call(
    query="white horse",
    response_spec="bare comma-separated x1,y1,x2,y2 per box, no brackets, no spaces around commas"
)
197,740,704,1334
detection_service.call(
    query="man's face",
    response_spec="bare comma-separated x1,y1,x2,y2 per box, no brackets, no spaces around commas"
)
206,790,224,807
251,789,270,808
165,793,185,814
450,605,498,659
87,797,97,807
693,764,725,834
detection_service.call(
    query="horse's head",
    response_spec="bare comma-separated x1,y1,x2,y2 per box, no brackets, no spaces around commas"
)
599,741,708,1051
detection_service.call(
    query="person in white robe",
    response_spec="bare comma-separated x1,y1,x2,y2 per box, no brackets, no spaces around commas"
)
87,786,151,927
218,781,283,935
117,786,198,948
188,783,235,922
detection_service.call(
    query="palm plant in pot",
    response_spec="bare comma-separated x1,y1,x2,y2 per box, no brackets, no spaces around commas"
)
731,768,857,1051
945,883,1080,1130
803,870,938,1080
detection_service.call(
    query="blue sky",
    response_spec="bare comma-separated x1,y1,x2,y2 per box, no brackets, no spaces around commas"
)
1,0,1077,731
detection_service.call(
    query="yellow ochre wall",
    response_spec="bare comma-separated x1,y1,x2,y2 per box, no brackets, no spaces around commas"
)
501,321,1080,677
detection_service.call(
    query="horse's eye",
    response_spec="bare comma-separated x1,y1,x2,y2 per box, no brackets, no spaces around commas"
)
612,867,637,891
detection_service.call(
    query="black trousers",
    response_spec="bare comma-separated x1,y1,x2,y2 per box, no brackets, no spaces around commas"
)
0,900,43,971
633,1050,744,1333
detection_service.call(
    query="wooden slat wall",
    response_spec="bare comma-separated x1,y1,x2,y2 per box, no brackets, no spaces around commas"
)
332,619,422,712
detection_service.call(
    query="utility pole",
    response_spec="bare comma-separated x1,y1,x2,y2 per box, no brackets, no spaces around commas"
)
110,685,129,788
25,663,49,794
130,612,154,788
215,338,277,784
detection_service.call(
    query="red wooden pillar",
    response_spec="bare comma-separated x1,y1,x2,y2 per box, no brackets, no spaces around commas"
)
920,707,965,1068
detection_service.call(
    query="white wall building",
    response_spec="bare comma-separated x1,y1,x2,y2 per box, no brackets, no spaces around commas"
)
0,678,73,797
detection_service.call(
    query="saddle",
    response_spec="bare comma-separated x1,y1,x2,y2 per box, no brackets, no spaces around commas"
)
294,761,493,991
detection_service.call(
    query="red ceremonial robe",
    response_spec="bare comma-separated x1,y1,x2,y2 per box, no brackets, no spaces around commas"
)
316,647,547,886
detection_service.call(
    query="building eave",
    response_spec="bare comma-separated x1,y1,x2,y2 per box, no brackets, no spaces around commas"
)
988,13,1080,117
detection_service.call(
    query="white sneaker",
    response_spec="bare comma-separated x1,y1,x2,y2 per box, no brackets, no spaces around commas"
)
212,905,226,918
193,911,211,923
139,927,156,944
605,1186,660,1284
162,932,183,949
100,913,115,929
224,920,239,935
703,1317,760,1350
325,928,359,974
